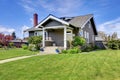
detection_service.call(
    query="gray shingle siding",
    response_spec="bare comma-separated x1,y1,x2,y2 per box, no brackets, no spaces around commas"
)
82,21,95,44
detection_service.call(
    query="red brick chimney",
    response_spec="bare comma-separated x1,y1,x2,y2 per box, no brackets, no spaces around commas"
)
33,13,38,27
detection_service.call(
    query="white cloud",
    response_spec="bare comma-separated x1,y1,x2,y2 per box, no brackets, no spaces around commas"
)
98,17,120,38
19,0,36,13
0,25,15,34
21,25,30,33
21,25,30,38
30,18,33,25
19,0,84,16
39,0,83,16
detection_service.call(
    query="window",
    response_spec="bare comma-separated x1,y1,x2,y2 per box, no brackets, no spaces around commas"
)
79,30,83,37
34,32,37,36
37,31,43,36
84,31,87,38
92,35,94,41
87,32,89,43
88,21,91,28
67,31,72,34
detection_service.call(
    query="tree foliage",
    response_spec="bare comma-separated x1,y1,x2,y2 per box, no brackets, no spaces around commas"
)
0,33,13,46
12,32,16,40
28,36,42,50
98,31,118,41
107,40,120,50
28,36,42,44
72,36,86,47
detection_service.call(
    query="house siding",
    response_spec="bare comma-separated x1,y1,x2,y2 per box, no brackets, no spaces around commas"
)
29,31,34,37
82,21,95,44
45,20,63,27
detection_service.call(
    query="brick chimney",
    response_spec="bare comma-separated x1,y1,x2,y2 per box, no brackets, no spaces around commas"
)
33,13,38,27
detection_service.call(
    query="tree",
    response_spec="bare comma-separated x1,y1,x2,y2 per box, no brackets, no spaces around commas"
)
98,31,108,41
98,31,118,41
0,33,13,46
111,32,118,40
12,32,16,40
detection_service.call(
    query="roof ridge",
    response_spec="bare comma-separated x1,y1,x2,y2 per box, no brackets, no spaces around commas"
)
59,14,93,18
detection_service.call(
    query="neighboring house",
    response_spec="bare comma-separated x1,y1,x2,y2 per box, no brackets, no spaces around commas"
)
24,13,98,50
9,39,28,48
95,36,106,49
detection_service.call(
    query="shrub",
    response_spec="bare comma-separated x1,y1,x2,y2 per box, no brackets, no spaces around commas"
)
61,50,68,54
9,42,14,48
93,45,100,50
107,40,119,50
62,47,81,54
81,45,93,52
22,44,28,50
0,44,2,48
72,36,86,47
28,36,42,50
28,44,36,51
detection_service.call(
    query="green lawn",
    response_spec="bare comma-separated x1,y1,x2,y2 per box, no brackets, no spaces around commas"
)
0,50,120,80
0,48,38,60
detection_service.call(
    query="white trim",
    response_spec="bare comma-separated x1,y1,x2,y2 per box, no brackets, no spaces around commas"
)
87,32,89,43
42,28,45,47
81,16,93,29
88,21,91,28
44,26,65,29
64,27,67,50
36,15,69,28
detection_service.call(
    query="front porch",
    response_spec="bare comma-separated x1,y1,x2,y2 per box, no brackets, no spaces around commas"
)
42,26,73,50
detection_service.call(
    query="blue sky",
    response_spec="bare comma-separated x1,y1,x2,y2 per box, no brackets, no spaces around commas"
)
0,0,120,38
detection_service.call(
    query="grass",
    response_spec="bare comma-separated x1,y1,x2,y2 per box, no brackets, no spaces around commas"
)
0,48,38,60
0,50,120,80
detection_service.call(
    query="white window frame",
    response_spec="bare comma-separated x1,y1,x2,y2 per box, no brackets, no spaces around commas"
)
79,30,83,37
87,32,89,43
88,21,91,28
84,31,87,38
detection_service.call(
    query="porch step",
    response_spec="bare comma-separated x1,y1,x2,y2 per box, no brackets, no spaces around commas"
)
41,47,60,54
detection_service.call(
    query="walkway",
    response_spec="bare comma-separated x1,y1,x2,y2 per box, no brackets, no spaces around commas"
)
0,53,52,64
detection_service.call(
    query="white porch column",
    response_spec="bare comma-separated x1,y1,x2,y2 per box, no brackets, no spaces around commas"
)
42,28,45,47
64,27,67,50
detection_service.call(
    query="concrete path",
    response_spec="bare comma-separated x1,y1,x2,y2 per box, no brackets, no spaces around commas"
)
0,53,52,64
0,55,36,64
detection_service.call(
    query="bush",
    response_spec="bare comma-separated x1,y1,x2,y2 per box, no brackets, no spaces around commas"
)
81,45,93,52
22,44,28,50
93,45,100,50
107,40,119,50
61,50,68,54
28,44,36,51
62,47,81,54
72,36,86,47
28,36,42,50
0,44,2,48
9,42,14,48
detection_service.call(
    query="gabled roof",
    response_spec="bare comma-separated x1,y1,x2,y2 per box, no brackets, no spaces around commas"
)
36,14,69,28
68,14,93,28
59,14,97,35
